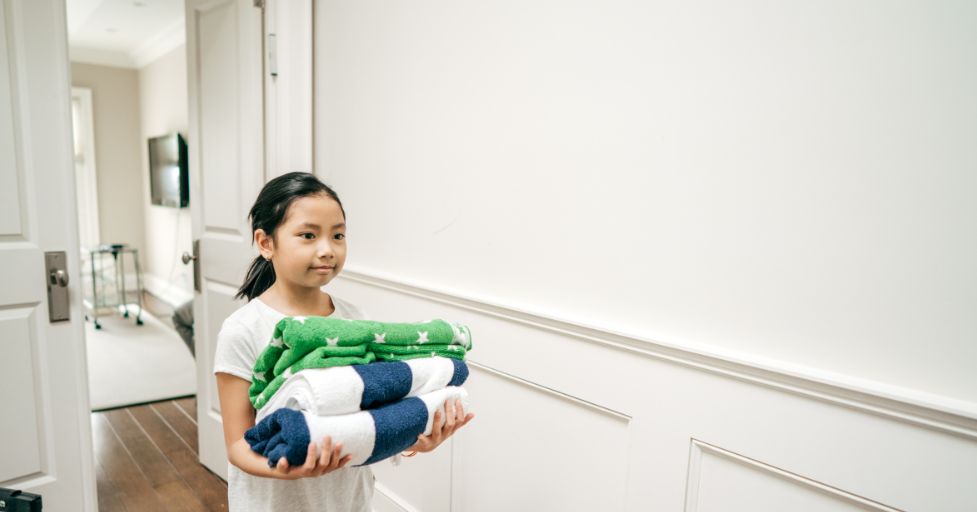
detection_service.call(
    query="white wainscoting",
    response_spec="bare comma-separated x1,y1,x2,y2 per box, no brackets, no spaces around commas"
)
332,268,977,512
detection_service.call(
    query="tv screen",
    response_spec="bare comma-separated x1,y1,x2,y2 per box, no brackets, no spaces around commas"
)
148,132,189,207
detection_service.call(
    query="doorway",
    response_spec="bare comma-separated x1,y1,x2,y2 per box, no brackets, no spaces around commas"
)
65,0,224,508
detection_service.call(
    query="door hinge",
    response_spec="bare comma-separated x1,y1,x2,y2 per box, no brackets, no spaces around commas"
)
254,0,265,8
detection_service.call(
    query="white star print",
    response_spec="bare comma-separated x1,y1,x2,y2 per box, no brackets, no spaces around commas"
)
326,337,340,347
451,323,466,344
374,332,387,344
417,331,429,344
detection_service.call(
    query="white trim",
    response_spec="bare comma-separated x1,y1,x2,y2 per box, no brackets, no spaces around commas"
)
470,361,631,420
143,273,194,308
337,265,977,439
132,19,185,69
69,20,186,70
685,439,900,511
372,481,422,512
70,86,100,254
68,46,135,69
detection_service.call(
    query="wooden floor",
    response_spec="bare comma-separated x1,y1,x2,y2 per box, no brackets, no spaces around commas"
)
91,397,229,511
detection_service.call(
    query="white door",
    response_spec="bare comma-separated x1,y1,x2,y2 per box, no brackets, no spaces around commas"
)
186,0,266,479
263,0,313,178
0,0,97,510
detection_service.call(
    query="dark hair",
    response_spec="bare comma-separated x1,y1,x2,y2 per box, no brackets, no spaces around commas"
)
235,172,346,301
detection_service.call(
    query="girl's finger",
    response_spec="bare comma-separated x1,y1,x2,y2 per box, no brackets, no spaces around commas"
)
443,401,456,434
455,400,466,421
304,442,318,471
430,419,444,444
431,410,442,433
277,456,289,472
446,400,456,425
319,437,334,467
330,442,344,468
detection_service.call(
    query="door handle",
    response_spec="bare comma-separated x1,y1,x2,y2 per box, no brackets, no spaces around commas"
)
186,240,201,293
44,251,70,322
50,269,69,287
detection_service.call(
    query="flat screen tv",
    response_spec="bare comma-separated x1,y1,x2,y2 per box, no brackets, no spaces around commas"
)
148,132,189,207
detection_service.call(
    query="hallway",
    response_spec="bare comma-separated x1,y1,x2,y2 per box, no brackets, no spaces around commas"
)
91,397,227,511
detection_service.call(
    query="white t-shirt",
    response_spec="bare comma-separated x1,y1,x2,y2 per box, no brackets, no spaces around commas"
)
213,294,375,512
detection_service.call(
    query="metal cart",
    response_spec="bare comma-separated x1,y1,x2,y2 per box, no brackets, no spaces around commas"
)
83,243,145,329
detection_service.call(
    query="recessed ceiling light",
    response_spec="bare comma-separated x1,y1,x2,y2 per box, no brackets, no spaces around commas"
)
105,27,117,33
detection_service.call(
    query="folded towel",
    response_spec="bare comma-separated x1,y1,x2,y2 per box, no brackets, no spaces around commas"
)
254,357,470,421
249,351,377,408
252,317,474,388
245,386,470,467
370,343,468,362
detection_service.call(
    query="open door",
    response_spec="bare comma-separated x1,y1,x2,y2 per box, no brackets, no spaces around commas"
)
185,0,267,479
0,0,97,509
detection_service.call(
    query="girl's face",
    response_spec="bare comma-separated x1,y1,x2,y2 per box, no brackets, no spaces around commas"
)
258,194,347,290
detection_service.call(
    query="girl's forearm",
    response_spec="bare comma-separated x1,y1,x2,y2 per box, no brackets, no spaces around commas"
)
228,437,289,479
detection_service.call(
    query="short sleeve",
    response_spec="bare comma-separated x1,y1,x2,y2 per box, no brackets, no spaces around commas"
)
212,319,257,382
332,295,370,321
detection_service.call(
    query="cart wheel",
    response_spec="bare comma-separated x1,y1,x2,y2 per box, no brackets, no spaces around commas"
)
123,310,130,318
136,318,144,326
95,322,102,330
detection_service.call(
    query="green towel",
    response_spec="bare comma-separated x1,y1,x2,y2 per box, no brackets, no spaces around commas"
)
368,319,473,348
250,340,367,399
374,351,466,362
369,343,467,358
275,316,472,349
248,315,474,409
250,350,377,409
266,316,473,378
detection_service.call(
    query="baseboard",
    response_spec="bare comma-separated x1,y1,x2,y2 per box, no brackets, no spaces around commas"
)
143,274,194,308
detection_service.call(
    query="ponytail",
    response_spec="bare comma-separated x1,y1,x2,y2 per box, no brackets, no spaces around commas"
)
235,256,277,301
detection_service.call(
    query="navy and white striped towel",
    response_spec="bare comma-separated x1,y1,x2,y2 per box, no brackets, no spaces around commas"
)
255,357,469,423
245,386,470,467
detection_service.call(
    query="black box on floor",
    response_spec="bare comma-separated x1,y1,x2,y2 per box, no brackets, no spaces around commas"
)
0,488,41,512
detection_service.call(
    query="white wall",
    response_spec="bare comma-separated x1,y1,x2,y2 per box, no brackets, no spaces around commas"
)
313,1,977,509
139,44,192,306
315,0,976,405
69,62,146,263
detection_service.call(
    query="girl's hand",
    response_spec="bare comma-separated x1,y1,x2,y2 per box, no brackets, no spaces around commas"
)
271,435,353,479
407,399,475,454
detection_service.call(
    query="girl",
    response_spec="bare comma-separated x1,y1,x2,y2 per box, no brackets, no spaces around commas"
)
213,172,474,511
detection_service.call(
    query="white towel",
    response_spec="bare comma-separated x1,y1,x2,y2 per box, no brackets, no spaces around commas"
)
255,356,469,423
246,386,471,467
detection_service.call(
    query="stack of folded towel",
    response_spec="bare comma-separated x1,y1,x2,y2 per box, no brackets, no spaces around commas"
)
244,316,474,468
248,316,473,409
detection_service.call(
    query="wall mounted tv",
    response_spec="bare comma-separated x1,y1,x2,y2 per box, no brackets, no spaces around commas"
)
148,132,189,208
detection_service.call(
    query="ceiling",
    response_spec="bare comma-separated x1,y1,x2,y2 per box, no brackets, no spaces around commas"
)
66,0,185,69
